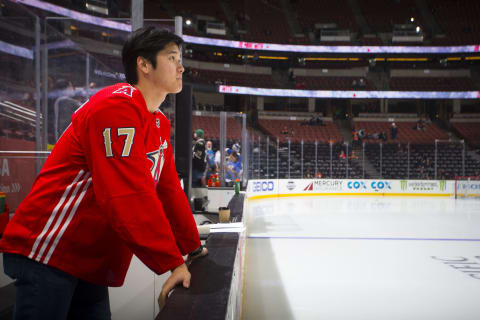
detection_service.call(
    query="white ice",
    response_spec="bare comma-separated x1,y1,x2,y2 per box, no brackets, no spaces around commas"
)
242,196,480,320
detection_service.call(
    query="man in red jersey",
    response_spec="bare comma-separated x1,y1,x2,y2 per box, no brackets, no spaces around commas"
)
0,26,207,319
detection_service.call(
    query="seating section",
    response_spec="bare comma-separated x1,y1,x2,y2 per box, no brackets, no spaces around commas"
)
365,143,480,179
0,118,35,141
144,1,170,19
192,115,242,141
252,142,366,179
452,122,480,146
428,0,480,45
293,0,357,33
295,76,373,90
360,0,422,33
232,0,292,43
186,68,276,88
354,121,448,144
390,77,477,91
258,118,343,143
168,0,226,22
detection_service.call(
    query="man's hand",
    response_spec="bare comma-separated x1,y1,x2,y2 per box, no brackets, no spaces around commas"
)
187,246,208,263
158,263,191,309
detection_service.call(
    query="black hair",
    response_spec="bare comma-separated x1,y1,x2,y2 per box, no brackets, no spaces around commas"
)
122,26,184,85
55,79,72,90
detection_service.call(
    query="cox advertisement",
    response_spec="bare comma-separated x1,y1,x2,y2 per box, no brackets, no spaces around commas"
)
346,180,392,193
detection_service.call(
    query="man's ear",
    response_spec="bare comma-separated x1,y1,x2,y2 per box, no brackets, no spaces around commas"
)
137,56,150,77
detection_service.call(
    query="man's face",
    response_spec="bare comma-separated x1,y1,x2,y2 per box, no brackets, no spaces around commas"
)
151,42,184,94
206,141,212,150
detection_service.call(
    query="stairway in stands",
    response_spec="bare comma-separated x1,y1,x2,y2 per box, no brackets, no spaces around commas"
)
336,119,380,178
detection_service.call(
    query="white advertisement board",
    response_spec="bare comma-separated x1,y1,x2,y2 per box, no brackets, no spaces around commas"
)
248,179,454,199
247,179,279,199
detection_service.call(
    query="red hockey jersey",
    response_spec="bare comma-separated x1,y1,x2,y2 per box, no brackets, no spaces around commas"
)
0,83,200,286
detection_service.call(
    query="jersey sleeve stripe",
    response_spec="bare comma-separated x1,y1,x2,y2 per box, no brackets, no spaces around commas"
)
28,170,86,260
34,172,91,262
44,176,92,264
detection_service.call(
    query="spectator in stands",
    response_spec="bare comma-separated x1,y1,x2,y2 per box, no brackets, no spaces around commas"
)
288,70,295,82
350,151,359,160
390,122,398,141
379,131,387,142
22,92,35,108
438,168,447,180
303,116,316,126
339,150,346,160
315,171,323,178
192,128,206,187
352,129,359,146
414,119,426,131
357,128,366,140
359,78,366,88
289,128,295,137
316,116,324,126
418,165,425,179
328,137,335,145
225,151,242,186
281,126,289,135
232,142,242,163
54,79,81,142
215,148,231,173
304,169,312,179
425,158,431,168
205,140,216,180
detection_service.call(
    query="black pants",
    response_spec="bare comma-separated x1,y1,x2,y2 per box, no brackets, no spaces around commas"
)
3,253,111,320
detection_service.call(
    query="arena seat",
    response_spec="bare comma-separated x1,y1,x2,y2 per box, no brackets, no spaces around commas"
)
295,76,373,90
192,115,242,141
186,67,277,88
353,121,448,144
258,118,343,143
390,77,477,91
428,0,480,45
360,0,422,33
451,122,480,146
293,0,358,34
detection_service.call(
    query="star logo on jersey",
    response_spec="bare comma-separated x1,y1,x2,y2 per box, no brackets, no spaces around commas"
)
113,85,136,98
146,139,168,183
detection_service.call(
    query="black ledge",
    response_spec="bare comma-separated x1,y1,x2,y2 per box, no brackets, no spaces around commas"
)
156,193,244,320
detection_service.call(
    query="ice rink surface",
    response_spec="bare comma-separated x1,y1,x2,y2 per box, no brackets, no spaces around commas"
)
242,196,480,320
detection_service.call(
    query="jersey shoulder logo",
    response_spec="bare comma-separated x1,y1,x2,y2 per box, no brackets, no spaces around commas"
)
156,118,160,128
113,85,136,98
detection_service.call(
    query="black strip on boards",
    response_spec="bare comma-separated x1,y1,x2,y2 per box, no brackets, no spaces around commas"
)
156,232,240,320
228,193,244,223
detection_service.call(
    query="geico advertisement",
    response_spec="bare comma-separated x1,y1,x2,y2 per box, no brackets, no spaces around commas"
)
247,179,278,196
